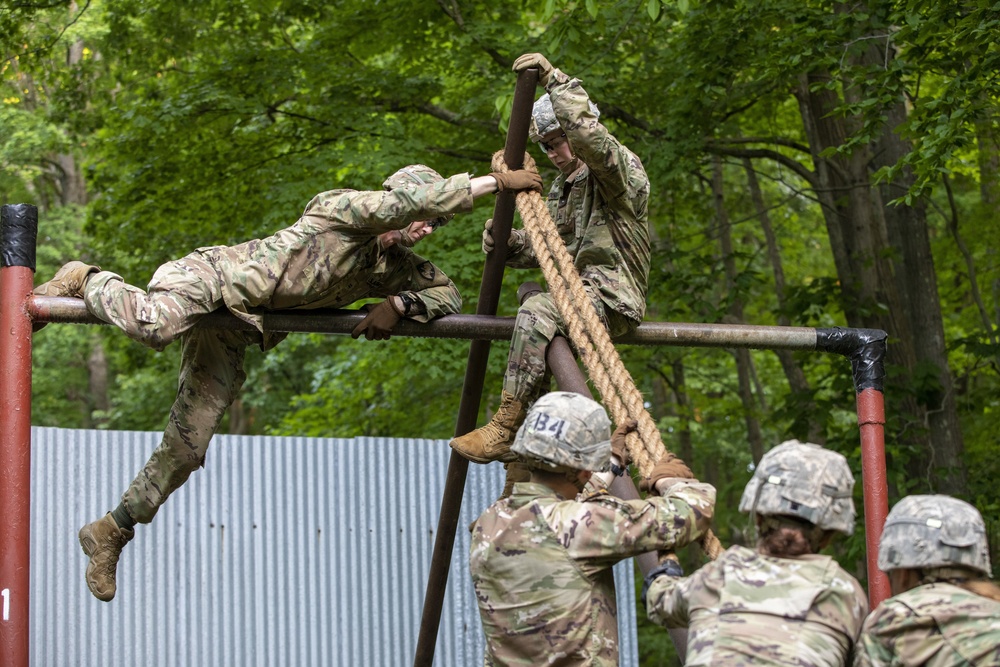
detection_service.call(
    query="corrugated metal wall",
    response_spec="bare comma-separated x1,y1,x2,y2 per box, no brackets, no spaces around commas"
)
29,427,638,667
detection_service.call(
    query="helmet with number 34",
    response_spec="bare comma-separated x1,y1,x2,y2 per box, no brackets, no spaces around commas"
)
511,391,612,472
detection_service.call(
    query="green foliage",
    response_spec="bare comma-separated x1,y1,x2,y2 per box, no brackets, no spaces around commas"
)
9,2,1000,663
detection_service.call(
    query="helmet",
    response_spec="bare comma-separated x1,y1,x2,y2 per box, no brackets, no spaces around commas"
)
382,164,453,228
738,440,856,535
382,164,445,190
511,392,611,472
527,94,601,143
878,495,991,576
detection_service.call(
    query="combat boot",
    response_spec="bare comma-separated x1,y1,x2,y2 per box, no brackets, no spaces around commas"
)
33,261,100,298
450,391,525,463
78,513,134,602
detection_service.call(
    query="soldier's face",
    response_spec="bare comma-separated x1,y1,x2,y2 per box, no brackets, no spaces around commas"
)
539,130,575,174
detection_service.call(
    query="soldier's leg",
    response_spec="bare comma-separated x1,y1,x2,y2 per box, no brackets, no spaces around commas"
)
78,327,251,601
122,327,251,522
83,254,223,351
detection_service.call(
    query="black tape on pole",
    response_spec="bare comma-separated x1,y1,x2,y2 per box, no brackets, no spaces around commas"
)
1,204,38,270
816,326,888,393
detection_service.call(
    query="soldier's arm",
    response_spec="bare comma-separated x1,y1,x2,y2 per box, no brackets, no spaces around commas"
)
645,566,694,629
376,252,462,322
546,70,642,213
310,174,477,235
503,227,539,269
853,600,911,667
545,480,715,566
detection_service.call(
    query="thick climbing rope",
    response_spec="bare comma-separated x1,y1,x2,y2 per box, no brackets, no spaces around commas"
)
494,150,724,560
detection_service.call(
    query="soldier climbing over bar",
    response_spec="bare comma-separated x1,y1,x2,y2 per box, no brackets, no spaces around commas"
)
32,163,542,602
449,52,650,467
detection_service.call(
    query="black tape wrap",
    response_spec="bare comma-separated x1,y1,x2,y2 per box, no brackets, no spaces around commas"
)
1,204,38,270
816,327,888,393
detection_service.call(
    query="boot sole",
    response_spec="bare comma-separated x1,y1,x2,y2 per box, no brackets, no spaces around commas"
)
448,443,518,465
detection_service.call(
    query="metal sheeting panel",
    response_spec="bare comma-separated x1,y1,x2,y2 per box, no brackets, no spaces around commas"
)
29,427,638,667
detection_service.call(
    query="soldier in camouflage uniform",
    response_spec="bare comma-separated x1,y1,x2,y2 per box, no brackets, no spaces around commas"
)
856,494,1000,666
469,392,715,667
33,164,542,602
450,53,651,476
645,440,869,666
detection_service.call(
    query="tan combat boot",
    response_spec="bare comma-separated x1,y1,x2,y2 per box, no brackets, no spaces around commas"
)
78,513,134,602
33,261,100,298
450,391,525,463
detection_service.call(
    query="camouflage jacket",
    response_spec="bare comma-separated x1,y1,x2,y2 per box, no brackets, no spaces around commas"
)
506,70,651,324
855,582,1000,666
469,480,715,667
194,174,472,348
647,544,868,667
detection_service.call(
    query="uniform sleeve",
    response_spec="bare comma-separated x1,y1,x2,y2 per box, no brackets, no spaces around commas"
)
307,173,475,234
544,481,715,571
503,228,539,269
546,70,644,216
646,570,696,629
374,251,462,322
854,600,915,667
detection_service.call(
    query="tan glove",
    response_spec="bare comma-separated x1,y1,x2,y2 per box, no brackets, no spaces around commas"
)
639,453,695,495
351,298,404,341
512,53,555,87
610,419,637,468
491,169,543,193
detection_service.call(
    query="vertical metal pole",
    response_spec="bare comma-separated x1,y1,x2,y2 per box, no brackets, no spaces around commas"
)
413,68,539,667
857,388,890,607
0,204,37,667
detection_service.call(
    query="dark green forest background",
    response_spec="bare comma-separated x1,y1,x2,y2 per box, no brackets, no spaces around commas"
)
4,1,998,664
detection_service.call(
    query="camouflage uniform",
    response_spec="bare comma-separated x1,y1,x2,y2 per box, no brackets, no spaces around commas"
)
856,494,1000,666
469,479,715,667
855,582,1000,666
501,68,650,399
83,175,472,523
647,544,868,666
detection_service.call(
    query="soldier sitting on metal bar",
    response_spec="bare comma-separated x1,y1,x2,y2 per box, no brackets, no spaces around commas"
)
449,53,651,489
32,163,542,602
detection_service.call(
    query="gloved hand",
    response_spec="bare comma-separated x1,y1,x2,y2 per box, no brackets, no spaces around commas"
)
351,298,404,341
512,53,555,87
482,218,496,254
640,555,684,610
610,419,637,468
490,169,543,193
639,453,695,495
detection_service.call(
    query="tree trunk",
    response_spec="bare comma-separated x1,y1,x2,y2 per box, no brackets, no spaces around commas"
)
742,158,823,444
859,36,969,495
713,157,765,463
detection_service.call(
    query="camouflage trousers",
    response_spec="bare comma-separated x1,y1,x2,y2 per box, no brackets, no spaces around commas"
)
502,286,636,400
84,257,258,523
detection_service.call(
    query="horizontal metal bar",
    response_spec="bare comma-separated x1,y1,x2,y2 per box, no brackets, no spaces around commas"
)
29,296,819,350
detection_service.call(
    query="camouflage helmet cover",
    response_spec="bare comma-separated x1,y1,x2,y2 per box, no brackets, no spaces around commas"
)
738,440,857,535
511,391,612,472
528,93,601,143
878,494,991,576
382,164,453,228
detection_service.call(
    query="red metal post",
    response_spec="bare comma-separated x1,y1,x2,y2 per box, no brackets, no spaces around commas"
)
857,387,890,607
0,203,37,667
